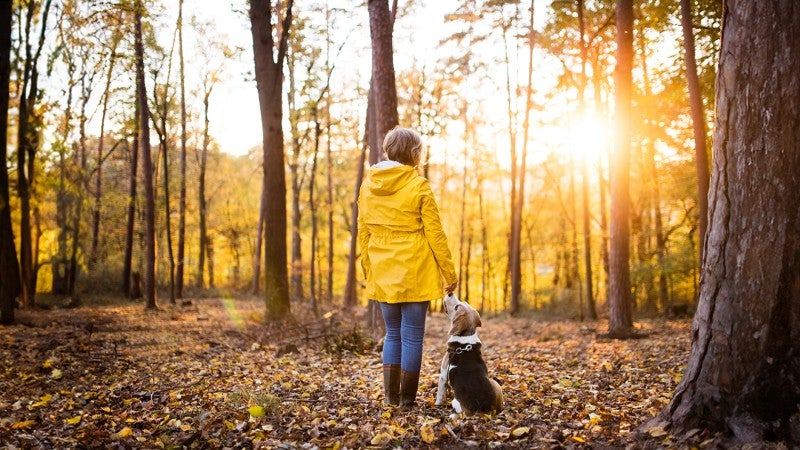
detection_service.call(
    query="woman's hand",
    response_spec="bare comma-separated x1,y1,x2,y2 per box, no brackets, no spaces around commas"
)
444,282,457,294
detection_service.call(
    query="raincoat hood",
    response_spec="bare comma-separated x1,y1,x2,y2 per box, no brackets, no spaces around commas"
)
367,160,418,196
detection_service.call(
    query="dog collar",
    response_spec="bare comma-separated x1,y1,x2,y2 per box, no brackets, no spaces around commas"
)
448,342,481,355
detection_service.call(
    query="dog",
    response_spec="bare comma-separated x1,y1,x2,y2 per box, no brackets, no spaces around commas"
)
435,293,503,415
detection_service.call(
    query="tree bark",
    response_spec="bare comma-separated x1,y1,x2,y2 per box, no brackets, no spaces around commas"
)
1,0,21,325
660,2,800,443
197,86,210,289
176,0,187,299
123,114,139,297
680,0,710,267
134,1,157,308
607,0,634,336
17,0,52,308
368,0,399,151
249,0,293,320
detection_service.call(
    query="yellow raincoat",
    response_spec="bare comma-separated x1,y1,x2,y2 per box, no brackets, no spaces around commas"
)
358,161,458,303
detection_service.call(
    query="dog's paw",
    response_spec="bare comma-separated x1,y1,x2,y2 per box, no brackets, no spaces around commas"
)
452,399,463,414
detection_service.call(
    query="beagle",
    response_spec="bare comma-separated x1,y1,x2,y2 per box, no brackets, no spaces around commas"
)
435,293,503,415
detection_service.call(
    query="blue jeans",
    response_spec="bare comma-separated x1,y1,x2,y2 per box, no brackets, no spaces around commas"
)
380,301,429,373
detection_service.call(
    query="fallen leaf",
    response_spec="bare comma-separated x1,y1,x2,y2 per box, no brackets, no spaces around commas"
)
112,427,133,439
66,415,82,425
12,419,36,429
50,368,63,380
511,426,530,438
420,424,435,444
370,432,392,446
249,405,265,417
31,393,53,408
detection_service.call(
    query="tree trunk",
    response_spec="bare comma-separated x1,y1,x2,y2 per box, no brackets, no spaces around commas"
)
134,1,157,308
252,176,266,294
368,0,399,152
510,0,535,316
249,0,293,320
197,87,211,289
578,0,597,320
287,57,303,303
123,115,139,297
659,2,800,443
160,103,175,304
54,64,75,296
68,74,93,295
90,33,118,269
177,0,187,299
0,0,21,325
365,0,399,331
309,115,321,315
343,125,368,308
680,0,710,267
607,0,634,336
501,20,518,313
17,0,52,308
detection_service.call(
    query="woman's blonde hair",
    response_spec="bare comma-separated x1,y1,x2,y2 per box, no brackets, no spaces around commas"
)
383,127,423,167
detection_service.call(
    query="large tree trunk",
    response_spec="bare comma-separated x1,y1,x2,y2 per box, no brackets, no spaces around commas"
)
680,0,710,266
658,2,800,444
0,0,21,325
176,0,187,299
607,0,634,336
368,0,399,152
134,1,157,308
365,0,399,333
249,0,293,320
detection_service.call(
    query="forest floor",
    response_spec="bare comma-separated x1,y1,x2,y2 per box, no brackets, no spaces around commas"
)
0,296,722,449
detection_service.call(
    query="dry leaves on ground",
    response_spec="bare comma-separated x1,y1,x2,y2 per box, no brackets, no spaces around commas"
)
0,297,717,449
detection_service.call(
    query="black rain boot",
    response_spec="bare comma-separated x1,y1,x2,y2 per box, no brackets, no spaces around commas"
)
383,364,401,406
399,370,420,409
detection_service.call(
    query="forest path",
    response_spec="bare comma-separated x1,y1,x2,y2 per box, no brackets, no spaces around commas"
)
0,297,708,448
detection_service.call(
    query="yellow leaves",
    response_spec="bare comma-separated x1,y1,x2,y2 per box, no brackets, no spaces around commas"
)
224,419,236,430
572,435,586,443
42,359,53,369
31,393,53,408
647,426,668,437
50,368,63,380
420,423,436,444
370,432,393,446
511,426,530,438
419,419,440,444
112,427,133,439
11,419,36,429
66,415,82,425
248,405,266,417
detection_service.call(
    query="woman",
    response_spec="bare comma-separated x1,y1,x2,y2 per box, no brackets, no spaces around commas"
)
358,127,458,408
